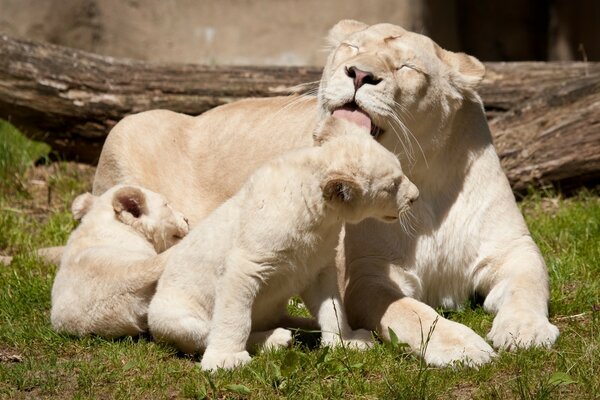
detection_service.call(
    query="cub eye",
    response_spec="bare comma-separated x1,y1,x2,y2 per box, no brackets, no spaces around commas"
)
386,181,400,192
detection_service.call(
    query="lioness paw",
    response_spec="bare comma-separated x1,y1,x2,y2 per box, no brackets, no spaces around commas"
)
200,350,251,371
420,319,495,368
487,311,559,351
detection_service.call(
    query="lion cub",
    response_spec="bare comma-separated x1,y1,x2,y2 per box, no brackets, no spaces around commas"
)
51,185,189,338
148,118,419,371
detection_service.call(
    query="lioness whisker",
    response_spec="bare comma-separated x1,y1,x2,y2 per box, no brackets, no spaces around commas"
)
388,118,416,165
390,111,428,169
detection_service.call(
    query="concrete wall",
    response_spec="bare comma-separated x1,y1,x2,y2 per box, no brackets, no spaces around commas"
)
1,0,598,64
0,0,424,65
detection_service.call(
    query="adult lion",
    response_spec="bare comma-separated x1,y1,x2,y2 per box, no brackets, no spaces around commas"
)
93,20,558,366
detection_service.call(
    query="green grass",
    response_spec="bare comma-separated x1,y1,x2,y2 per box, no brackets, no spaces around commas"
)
0,120,50,194
1,122,599,399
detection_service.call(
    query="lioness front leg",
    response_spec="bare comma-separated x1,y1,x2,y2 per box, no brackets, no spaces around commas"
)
344,268,495,367
200,257,260,371
301,265,373,350
477,240,559,350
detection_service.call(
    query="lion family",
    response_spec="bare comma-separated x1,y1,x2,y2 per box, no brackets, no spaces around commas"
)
51,20,558,369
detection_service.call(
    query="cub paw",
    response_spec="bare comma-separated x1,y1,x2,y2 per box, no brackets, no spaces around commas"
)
263,328,293,350
321,329,373,350
487,311,559,351
420,319,495,368
200,350,251,371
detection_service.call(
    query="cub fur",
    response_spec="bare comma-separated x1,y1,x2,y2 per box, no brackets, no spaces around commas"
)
148,119,418,371
93,21,557,366
51,185,189,338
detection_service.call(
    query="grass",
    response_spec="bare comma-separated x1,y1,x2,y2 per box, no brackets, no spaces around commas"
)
1,120,599,399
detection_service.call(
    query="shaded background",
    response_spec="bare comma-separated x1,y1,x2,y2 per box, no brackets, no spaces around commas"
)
1,0,598,65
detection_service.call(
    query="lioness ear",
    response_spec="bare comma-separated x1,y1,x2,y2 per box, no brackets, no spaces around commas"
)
322,174,360,203
112,186,147,219
71,193,95,220
327,19,368,47
435,45,485,89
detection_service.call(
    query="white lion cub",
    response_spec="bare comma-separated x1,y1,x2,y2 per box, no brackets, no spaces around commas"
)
148,118,419,371
51,184,189,338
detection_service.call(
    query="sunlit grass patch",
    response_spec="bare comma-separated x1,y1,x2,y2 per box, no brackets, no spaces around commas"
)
0,120,50,193
0,128,598,398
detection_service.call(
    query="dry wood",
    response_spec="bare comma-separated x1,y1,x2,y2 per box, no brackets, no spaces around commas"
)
1,34,599,191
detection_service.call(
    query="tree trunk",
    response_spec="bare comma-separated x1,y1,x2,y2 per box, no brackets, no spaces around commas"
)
1,34,598,191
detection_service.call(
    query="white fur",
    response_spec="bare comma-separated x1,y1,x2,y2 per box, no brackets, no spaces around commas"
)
93,21,558,367
51,185,189,338
323,21,557,366
148,121,418,371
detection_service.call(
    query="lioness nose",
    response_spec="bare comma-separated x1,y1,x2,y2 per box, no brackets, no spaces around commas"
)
345,66,382,90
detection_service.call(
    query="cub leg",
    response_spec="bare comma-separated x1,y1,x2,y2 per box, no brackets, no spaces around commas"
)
200,256,262,371
247,328,293,352
344,261,495,367
301,264,373,349
278,314,320,331
147,291,210,354
476,239,559,350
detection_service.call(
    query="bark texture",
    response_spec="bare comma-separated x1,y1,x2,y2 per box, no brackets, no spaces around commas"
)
1,34,598,190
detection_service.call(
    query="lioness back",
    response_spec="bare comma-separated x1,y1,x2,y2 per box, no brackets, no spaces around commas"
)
94,97,319,225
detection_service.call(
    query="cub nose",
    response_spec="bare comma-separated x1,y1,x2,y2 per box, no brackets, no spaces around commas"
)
407,182,419,204
345,66,382,90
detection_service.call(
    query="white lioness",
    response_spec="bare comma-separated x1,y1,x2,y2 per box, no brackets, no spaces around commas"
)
94,21,558,366
51,185,189,338
148,119,419,371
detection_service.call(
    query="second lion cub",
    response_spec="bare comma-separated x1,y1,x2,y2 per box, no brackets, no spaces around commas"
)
148,118,419,371
51,185,189,338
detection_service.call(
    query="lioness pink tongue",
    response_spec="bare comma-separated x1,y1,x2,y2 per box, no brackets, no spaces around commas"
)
332,108,372,131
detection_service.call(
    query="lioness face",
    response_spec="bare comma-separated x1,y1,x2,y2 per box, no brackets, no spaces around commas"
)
318,20,485,162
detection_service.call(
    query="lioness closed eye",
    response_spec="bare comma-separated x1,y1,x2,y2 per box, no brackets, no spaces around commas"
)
51,185,189,338
94,20,557,367
148,118,418,371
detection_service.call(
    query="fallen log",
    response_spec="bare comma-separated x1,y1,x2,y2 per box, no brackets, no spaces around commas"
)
1,34,599,191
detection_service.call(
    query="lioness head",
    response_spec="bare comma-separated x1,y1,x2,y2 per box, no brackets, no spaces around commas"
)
318,118,419,224
318,20,485,163
72,185,189,253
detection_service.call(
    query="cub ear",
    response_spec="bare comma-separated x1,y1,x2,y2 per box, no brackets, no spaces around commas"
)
112,186,147,218
322,174,360,203
71,193,95,220
435,45,485,90
327,19,368,47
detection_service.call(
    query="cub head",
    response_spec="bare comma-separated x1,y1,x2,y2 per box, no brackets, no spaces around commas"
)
71,185,189,253
318,20,485,162
318,125,419,224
